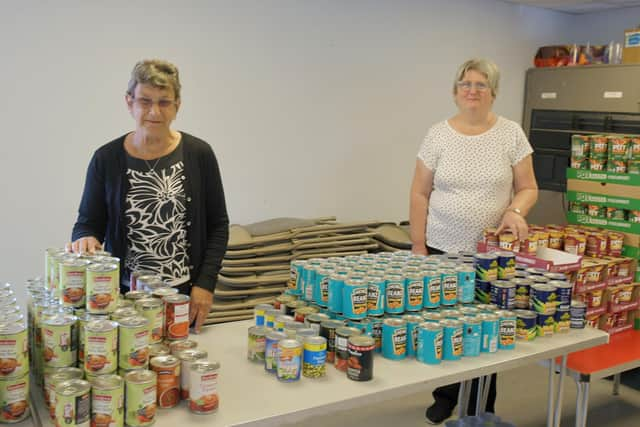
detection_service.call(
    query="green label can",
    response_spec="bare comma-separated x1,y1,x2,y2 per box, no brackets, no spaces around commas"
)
135,299,164,344
118,317,150,370
124,370,157,427
44,367,84,421
54,379,91,427
0,323,28,379
60,258,90,308
84,320,118,375
0,373,30,423
87,263,119,314
42,313,78,368
90,374,124,427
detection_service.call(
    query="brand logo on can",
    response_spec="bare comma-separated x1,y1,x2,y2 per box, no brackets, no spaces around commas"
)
351,288,368,315
392,328,406,355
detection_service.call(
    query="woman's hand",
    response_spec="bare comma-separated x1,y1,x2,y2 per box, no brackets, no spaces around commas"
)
496,210,528,241
189,286,213,333
411,244,428,256
66,237,102,254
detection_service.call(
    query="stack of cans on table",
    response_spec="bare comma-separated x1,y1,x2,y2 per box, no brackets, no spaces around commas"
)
570,133,640,175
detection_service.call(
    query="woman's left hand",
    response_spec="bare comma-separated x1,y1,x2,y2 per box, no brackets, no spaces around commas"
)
189,286,213,334
496,210,528,241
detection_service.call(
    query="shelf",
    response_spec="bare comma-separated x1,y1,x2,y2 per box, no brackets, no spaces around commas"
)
566,212,640,234
566,191,640,210
566,168,640,186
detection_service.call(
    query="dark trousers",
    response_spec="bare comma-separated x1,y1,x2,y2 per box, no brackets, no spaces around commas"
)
427,245,498,414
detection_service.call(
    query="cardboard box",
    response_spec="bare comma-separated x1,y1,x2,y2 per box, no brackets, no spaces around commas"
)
567,178,640,203
623,28,640,64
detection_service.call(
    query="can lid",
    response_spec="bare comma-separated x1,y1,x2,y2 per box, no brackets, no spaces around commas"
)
383,318,406,327
62,258,91,268
548,280,572,289
48,367,84,384
345,278,366,286
85,319,118,332
295,328,316,337
265,330,287,341
0,321,26,334
474,253,498,260
248,326,267,335
531,283,557,292
496,310,517,318
87,263,119,273
118,315,149,328
150,355,180,367
320,319,345,329
440,319,462,327
254,303,273,310
347,335,375,347
419,322,442,331
124,369,157,384
336,326,361,337
124,290,151,300
191,360,220,372
111,307,139,319
152,287,179,298
56,379,91,395
163,293,190,303
149,343,171,356
135,298,163,309
303,335,326,346
89,374,123,390
43,313,78,326
279,338,302,349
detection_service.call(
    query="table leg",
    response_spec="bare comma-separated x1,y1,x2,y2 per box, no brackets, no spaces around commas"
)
475,376,485,416
580,381,590,427
574,381,583,427
547,358,555,427
457,380,467,418
553,355,567,427
481,374,491,412
613,373,621,396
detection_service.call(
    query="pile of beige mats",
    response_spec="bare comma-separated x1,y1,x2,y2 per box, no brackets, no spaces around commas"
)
369,222,412,252
206,217,384,324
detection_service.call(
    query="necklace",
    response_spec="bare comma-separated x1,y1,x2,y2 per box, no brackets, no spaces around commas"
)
144,157,162,173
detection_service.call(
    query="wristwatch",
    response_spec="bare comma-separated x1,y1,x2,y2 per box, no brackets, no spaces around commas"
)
509,207,522,215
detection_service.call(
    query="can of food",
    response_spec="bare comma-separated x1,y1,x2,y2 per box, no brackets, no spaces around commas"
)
0,322,28,379
416,322,443,364
90,374,124,427
342,279,368,320
129,270,154,292
317,319,342,363
365,275,385,316
135,275,162,293
384,274,405,314
512,278,532,310
441,319,463,361
474,253,498,282
168,339,198,356
313,267,331,307
247,326,266,362
84,319,118,374
0,373,29,423
45,367,84,420
148,343,170,358
422,270,441,309
530,284,558,315
42,313,78,367
402,314,422,357
381,318,407,360
537,313,555,337
607,159,627,174
327,272,347,314
439,270,458,306
302,336,327,379
151,288,178,300
59,258,90,308
276,339,302,382
284,300,307,317
570,157,589,169
335,327,361,371
118,316,150,370
475,280,491,304
253,303,272,327
163,294,190,341
188,361,219,414
403,272,424,312
514,310,537,341
176,349,207,399
264,330,287,374
491,280,516,310
289,260,306,294
455,266,475,304
273,294,295,313
554,307,571,334
149,355,180,409
303,313,328,335
124,291,150,302
346,335,375,381
293,306,318,323
124,369,156,427
135,298,164,344
86,263,119,314
110,307,139,323
54,379,91,427
496,251,516,279
496,310,517,350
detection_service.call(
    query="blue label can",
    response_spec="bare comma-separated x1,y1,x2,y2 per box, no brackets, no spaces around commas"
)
475,280,492,304
327,272,348,314
512,278,533,309
537,312,556,337
459,305,480,317
254,303,273,326
302,264,316,301
416,322,443,364
478,313,499,353
514,309,537,341
347,317,373,336
289,260,307,294
497,310,517,350
491,280,516,310
462,316,481,357
441,319,463,361
384,274,405,314
342,279,368,320
530,284,558,315
369,316,384,353
440,271,458,306
381,318,407,360
403,314,422,357
550,281,572,311
404,272,424,312
456,266,476,304
265,330,287,373
315,267,333,307
366,275,386,316
555,308,570,334
474,253,498,281
423,270,441,309
496,251,516,279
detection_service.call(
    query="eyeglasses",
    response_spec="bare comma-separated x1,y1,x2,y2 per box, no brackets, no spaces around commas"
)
456,81,490,92
131,96,177,110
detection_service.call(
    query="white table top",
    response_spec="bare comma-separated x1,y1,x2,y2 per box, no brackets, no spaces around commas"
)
28,320,609,427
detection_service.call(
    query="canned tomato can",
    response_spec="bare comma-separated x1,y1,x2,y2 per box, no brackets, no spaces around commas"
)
42,313,78,367
530,284,558,315
135,298,164,344
163,294,190,341
570,301,587,329
384,274,405,314
474,253,498,282
0,322,28,379
537,313,555,337
497,310,517,350
381,318,407,360
84,319,118,374
404,272,424,311
118,316,150,369
335,327,361,371
327,272,347,314
188,361,220,414
461,316,481,357
403,314,422,357
302,336,327,379
441,319,463,361
276,339,302,382
346,335,375,381
369,316,383,353
439,270,458,306
247,326,266,362
456,266,476,304
124,369,157,427
554,306,571,333
0,373,29,423
168,339,198,355
253,303,272,327
551,281,572,310
496,251,516,279
512,278,532,310
478,313,499,353
475,280,491,304
86,263,119,314
264,331,287,373
54,379,91,427
491,280,516,310
90,374,124,427
303,313,329,334
514,310,537,341
423,270,441,308
150,355,180,409
366,275,385,316
176,349,207,399
416,322,443,364
45,367,84,420
59,258,90,308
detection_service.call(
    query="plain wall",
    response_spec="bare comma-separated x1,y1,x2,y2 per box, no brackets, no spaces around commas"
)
569,6,640,45
0,0,578,294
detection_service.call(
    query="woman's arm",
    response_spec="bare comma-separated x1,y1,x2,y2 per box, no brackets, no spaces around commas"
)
409,159,434,255
496,154,538,240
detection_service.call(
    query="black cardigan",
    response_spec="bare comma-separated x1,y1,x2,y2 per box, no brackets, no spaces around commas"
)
71,132,229,292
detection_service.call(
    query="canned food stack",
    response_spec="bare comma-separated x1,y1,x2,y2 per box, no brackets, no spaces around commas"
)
570,134,640,175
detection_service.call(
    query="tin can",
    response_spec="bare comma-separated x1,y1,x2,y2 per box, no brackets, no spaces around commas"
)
571,135,590,157
416,322,443,364
263,308,278,329
381,318,407,360
124,291,150,302
84,319,118,374
135,275,163,293
176,349,207,399
0,373,29,423
303,313,328,335
462,316,481,357
512,278,532,310
346,335,374,381
441,319,463,361
253,303,271,327
496,310,516,350
59,258,90,308
247,326,266,362
284,300,307,317
514,310,537,341
276,339,302,382
384,274,404,314
335,327,361,371
273,294,294,313
124,370,156,427
530,284,558,315
135,299,164,344
456,266,475,304
327,272,347,314
440,270,458,306
422,270,441,309
342,279,368,320
150,355,180,409
151,288,178,300
293,306,318,323
404,272,424,312
110,307,139,323
273,314,292,332
90,374,124,427
86,263,119,314
317,320,342,363
365,275,385,316
474,253,498,282
555,307,571,333
148,343,170,358
347,317,373,336
551,281,573,310
54,379,91,427
537,313,555,337
188,361,219,413
118,316,150,369
302,336,327,378
163,294,190,341
289,260,306,293
294,328,315,343
475,280,491,304
168,339,198,356
440,309,462,320
403,314,422,357
264,331,286,373
491,280,516,310
45,367,84,420
42,313,78,367
0,323,28,379
313,267,331,307
129,270,154,292
495,251,515,279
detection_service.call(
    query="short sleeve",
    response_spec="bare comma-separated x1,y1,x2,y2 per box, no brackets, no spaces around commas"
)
417,131,438,171
510,124,533,166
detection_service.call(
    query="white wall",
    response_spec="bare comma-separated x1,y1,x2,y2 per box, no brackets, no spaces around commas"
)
569,6,640,45
0,0,575,292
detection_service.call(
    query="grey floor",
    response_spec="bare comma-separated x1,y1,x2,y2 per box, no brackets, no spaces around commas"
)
285,363,640,427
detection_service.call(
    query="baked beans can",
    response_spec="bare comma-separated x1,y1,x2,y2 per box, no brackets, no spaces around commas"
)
253,303,272,327
289,260,306,294
264,331,286,373
302,336,327,378
188,361,219,414
402,272,423,312
150,355,180,409
474,253,498,282
381,318,407,360
247,326,266,362
334,327,361,371
496,310,517,350
461,316,481,357
422,270,441,309
0,373,29,423
42,313,78,368
163,294,189,341
346,335,374,381
90,374,124,427
326,272,346,314
118,316,150,370
439,271,458,306
416,322,443,364
60,258,90,308
84,319,118,375
441,319,463,361
512,278,532,309
135,299,164,344
86,263,119,314
124,369,156,427
514,310,537,341
455,266,475,304
54,379,91,427
313,267,331,307
276,339,302,382
0,322,28,379
364,274,384,316
384,274,405,314
45,367,84,420
401,314,420,357
342,279,368,320
537,313,555,337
